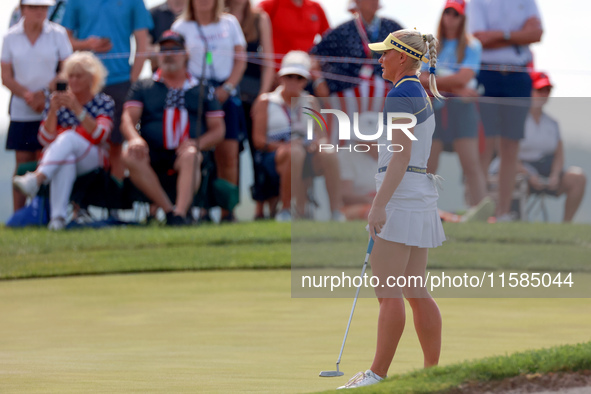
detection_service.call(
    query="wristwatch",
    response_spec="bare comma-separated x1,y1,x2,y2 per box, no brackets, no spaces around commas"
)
503,30,511,41
222,82,237,96
77,108,87,122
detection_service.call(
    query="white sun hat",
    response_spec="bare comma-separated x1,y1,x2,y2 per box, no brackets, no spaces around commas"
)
278,50,311,80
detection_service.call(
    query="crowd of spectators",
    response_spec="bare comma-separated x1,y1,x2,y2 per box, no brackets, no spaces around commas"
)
1,0,586,229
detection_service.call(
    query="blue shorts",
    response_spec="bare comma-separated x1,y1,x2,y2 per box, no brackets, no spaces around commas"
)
477,70,532,141
433,100,479,144
6,121,42,151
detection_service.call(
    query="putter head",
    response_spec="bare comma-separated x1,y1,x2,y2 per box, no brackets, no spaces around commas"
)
319,370,344,377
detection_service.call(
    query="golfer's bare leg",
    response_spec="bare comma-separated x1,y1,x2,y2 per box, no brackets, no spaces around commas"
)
403,247,442,368
369,237,412,378
454,138,487,206
123,150,174,213
174,148,201,217
496,137,519,216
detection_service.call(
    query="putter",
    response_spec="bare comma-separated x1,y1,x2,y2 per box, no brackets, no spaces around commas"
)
319,236,375,377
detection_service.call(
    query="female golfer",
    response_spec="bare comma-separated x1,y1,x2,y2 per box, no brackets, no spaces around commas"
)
338,29,446,389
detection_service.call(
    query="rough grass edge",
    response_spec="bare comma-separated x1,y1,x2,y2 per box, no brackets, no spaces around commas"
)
319,341,591,393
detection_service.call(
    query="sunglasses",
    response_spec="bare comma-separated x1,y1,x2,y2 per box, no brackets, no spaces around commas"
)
284,74,307,81
443,8,461,17
159,46,185,53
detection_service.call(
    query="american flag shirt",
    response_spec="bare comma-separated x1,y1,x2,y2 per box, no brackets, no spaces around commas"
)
310,17,403,144
124,71,224,151
38,92,115,147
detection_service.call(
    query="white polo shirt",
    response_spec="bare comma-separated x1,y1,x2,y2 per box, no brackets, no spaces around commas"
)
1,18,72,121
172,14,246,82
467,0,542,65
519,113,561,162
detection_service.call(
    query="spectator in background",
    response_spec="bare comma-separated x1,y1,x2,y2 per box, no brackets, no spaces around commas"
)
12,52,114,230
60,0,153,179
172,0,247,222
226,0,275,219
518,72,586,222
9,0,68,27
121,31,225,226
311,0,402,97
148,0,186,73
310,0,402,144
1,0,72,212
420,0,487,207
468,0,543,221
251,51,343,221
259,0,329,56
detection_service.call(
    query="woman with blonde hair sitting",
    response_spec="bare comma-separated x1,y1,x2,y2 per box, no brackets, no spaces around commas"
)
13,51,115,230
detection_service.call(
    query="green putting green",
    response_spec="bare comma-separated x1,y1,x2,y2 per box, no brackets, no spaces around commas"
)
1,270,590,393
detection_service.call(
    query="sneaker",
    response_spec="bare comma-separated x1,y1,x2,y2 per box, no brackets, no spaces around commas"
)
166,212,188,226
331,210,346,222
337,370,384,389
13,172,40,197
275,209,291,222
48,218,66,231
495,212,518,223
462,196,496,223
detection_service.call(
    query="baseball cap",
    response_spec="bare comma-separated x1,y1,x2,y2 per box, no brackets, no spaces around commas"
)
157,30,186,48
444,0,465,16
531,71,553,90
21,0,56,5
278,51,311,79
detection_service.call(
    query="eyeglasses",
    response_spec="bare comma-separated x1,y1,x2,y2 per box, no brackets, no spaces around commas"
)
283,74,307,81
443,8,461,17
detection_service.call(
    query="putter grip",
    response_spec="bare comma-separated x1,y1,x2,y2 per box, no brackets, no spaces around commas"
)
366,237,375,254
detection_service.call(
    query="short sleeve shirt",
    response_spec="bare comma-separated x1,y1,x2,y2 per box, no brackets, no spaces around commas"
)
61,0,154,86
125,75,224,150
310,17,403,94
172,14,247,82
467,0,541,65
149,3,177,43
1,19,72,121
379,76,435,169
519,113,561,162
425,38,482,76
259,0,329,55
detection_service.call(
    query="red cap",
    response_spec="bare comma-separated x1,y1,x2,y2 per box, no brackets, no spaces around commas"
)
444,0,466,15
531,71,553,90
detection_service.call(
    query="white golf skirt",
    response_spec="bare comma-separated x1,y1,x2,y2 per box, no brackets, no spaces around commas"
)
369,171,446,248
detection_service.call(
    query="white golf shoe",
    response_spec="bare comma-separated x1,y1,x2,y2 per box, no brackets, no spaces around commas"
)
337,369,384,389
13,172,40,197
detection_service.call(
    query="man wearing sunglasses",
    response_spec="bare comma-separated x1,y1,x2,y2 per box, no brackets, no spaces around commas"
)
120,31,225,225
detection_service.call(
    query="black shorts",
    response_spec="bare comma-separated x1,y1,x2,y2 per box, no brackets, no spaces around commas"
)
102,81,131,145
6,121,42,151
149,148,177,176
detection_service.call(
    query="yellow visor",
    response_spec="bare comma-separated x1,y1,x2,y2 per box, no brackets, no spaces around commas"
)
368,33,429,64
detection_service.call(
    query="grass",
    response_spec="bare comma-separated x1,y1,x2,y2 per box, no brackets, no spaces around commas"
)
2,221,591,280
324,341,591,393
1,221,591,392
1,272,590,393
